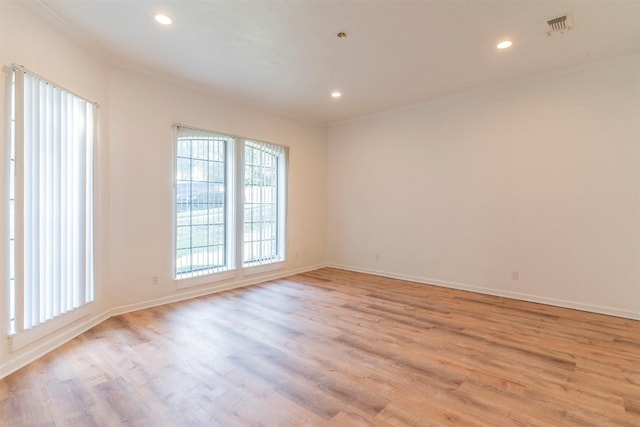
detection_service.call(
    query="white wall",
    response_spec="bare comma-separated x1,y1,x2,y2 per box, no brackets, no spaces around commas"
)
327,55,640,319
0,2,327,378
106,66,327,308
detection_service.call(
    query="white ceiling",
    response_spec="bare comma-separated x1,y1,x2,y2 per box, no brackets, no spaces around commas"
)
36,0,640,124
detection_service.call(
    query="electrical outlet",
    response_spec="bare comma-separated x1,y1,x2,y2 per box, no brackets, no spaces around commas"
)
152,276,159,286
375,253,380,261
512,271,519,280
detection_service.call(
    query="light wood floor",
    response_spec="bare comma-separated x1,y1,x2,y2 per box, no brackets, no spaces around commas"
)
1,268,639,426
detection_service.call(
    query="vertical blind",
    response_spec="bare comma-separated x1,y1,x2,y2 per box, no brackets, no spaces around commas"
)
10,67,96,333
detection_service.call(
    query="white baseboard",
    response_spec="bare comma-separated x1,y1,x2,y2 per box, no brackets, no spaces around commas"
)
0,263,327,380
327,263,640,321
108,263,328,317
1,310,111,380
4,261,634,380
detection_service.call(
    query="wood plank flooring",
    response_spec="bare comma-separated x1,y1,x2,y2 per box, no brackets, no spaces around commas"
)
1,267,639,426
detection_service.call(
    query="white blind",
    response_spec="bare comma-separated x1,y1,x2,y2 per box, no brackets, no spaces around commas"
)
11,67,96,333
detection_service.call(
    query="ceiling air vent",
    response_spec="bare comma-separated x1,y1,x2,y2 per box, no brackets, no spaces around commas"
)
546,15,573,36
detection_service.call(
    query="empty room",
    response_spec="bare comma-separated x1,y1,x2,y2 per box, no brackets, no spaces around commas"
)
1,0,639,426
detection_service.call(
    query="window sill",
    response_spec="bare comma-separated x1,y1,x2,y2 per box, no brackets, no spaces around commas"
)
242,259,286,276
174,260,287,290
175,269,236,290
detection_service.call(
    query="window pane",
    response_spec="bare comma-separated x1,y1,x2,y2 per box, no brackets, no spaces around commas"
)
243,141,285,266
175,129,229,278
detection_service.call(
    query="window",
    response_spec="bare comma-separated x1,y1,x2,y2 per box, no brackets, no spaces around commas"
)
174,126,287,284
243,140,286,266
8,66,96,338
175,128,232,278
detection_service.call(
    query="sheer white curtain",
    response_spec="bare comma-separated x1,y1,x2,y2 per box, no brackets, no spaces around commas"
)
11,67,95,334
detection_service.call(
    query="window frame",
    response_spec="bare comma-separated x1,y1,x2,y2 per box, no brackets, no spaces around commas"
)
173,128,235,284
173,125,288,288
242,139,287,270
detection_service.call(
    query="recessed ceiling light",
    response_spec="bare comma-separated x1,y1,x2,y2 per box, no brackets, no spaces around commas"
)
497,40,513,49
331,91,342,98
154,14,172,25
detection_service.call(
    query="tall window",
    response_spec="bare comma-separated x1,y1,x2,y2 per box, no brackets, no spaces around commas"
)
9,66,96,336
174,126,287,284
175,127,231,278
243,140,286,266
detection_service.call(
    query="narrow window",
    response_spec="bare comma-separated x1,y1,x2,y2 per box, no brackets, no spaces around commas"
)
9,67,96,335
175,127,232,278
243,140,286,266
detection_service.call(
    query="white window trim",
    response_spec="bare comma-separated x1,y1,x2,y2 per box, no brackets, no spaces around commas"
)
242,260,286,276
172,126,236,286
241,141,288,269
172,124,288,289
